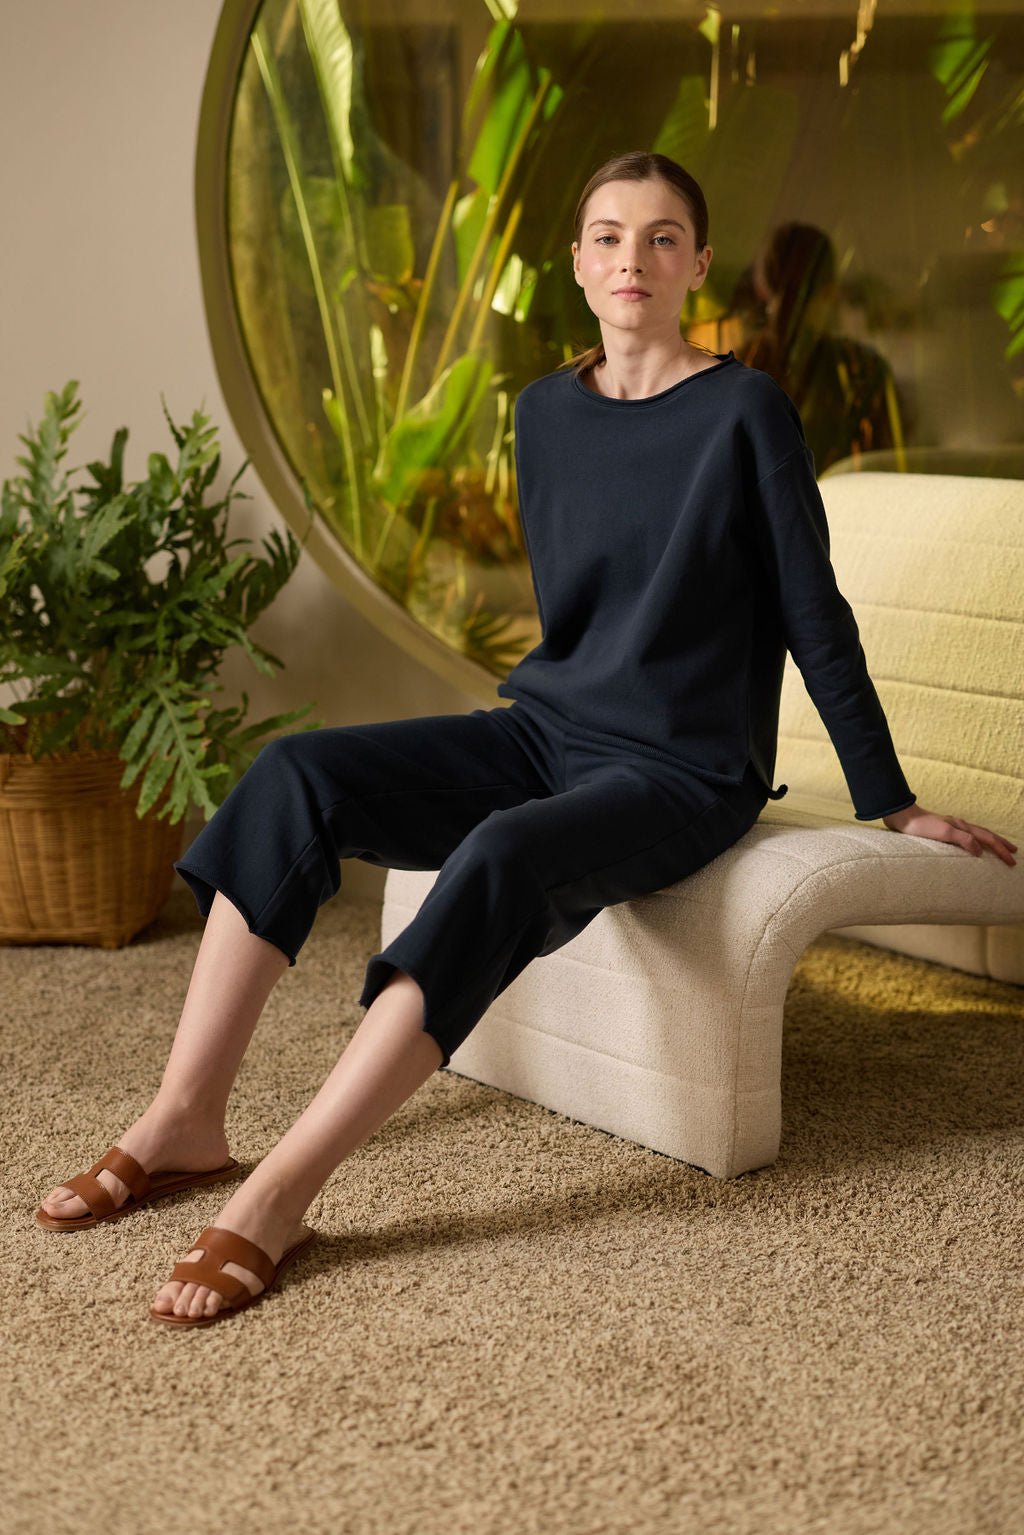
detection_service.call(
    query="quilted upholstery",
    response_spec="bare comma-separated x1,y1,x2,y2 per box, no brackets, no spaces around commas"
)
776,471,1023,979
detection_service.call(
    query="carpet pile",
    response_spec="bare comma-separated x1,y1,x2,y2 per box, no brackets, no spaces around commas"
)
3,886,1022,1535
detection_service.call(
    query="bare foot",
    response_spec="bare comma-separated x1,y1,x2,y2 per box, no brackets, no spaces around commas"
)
39,1110,232,1221
150,1189,311,1319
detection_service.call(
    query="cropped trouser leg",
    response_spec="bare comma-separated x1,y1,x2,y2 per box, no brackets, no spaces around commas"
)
174,703,769,1073
173,706,552,962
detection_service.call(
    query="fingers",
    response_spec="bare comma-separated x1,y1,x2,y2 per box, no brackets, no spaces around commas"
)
888,811,1017,864
948,822,983,857
947,818,1018,865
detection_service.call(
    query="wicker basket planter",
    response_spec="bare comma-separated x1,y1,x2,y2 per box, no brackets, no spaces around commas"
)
0,750,185,950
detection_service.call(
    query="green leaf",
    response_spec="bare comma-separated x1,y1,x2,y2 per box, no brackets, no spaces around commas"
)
298,0,356,178
371,353,493,505
135,751,177,818
145,451,180,506
120,696,161,761
363,204,415,284
230,702,321,748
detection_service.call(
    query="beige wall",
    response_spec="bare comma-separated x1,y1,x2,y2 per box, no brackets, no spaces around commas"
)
1,3,480,900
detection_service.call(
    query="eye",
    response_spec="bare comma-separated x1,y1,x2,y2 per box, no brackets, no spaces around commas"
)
593,233,676,246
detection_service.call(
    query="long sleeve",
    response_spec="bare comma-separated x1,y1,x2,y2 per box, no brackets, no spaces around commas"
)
513,396,547,636
748,443,917,821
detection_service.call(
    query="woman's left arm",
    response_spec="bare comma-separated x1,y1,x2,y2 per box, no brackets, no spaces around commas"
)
748,439,916,822
882,803,1018,865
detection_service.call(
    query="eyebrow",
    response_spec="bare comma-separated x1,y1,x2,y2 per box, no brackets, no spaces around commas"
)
585,217,688,232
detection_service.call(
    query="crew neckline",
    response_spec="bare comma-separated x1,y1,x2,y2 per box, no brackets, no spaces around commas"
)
571,349,736,407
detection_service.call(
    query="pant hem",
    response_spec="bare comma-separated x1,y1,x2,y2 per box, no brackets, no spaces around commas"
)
358,953,451,1070
174,861,297,967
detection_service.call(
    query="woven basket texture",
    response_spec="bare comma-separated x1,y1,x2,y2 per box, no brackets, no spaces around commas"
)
0,750,185,948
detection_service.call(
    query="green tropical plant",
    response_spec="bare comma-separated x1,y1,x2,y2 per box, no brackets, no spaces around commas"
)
0,380,319,824
239,2,566,672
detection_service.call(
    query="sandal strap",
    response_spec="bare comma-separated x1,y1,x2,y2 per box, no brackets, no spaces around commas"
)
60,1169,117,1219
94,1146,151,1202
192,1225,277,1289
54,1145,151,1220
168,1256,249,1304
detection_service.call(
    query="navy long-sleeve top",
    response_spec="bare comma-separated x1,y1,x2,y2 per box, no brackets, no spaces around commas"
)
496,349,917,823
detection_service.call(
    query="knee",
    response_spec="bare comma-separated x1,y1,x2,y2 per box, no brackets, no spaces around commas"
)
227,732,327,818
254,731,309,769
459,811,541,885
248,730,325,789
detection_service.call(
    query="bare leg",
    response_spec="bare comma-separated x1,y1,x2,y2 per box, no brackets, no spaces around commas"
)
40,892,290,1219
151,968,443,1319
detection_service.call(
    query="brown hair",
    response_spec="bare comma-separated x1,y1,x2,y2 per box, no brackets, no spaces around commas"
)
557,150,718,379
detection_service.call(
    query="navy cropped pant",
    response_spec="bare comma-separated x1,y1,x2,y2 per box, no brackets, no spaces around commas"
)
173,700,771,1071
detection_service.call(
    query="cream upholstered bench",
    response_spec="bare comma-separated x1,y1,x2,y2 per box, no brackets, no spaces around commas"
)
377,473,1024,1177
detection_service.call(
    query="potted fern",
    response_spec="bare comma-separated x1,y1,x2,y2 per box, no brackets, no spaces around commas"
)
0,380,318,949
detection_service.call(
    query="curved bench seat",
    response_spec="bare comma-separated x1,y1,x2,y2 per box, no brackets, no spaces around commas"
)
378,812,1023,1178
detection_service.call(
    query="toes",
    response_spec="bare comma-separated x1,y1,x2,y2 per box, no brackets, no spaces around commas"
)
184,1284,204,1318
43,1187,87,1217
173,1282,199,1316
173,1284,221,1318
191,1288,219,1318
41,1168,129,1220
152,1247,266,1319
155,1247,218,1317
152,1281,181,1313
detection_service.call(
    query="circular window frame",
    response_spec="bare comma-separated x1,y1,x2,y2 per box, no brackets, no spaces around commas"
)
195,0,504,706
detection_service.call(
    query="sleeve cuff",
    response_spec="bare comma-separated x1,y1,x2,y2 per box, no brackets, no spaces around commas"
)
854,795,917,822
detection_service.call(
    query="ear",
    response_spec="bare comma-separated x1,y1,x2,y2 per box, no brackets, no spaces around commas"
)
692,244,713,289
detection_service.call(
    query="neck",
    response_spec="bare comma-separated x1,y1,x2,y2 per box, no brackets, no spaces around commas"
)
586,341,715,400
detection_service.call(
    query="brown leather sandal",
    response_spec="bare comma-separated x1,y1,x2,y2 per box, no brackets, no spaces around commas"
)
35,1145,243,1230
148,1222,318,1327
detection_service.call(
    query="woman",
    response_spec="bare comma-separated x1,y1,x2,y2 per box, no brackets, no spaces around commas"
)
37,151,1016,1327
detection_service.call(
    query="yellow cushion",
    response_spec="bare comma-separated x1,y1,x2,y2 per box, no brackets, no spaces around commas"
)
776,472,1024,843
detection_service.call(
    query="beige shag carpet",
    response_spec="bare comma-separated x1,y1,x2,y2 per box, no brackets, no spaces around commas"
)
3,883,1023,1535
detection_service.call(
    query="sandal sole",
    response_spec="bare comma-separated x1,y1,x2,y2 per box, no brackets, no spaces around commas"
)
147,1227,318,1327
34,1159,244,1231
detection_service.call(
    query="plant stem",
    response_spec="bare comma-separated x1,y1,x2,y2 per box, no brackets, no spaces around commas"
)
394,177,460,424
431,71,555,388
402,496,439,605
468,199,523,356
250,20,366,559
370,496,404,574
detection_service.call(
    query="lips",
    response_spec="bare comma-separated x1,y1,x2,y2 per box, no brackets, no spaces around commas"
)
614,289,651,298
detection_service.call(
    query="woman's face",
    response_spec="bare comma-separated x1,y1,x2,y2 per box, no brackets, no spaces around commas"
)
571,178,712,337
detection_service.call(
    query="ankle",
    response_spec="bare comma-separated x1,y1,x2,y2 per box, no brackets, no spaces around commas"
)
221,1163,311,1231
136,1096,228,1144
148,1086,228,1135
